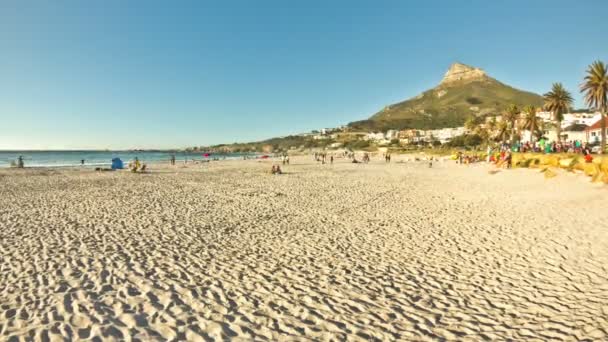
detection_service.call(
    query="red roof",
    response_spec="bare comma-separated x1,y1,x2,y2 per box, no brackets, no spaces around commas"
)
586,117,608,131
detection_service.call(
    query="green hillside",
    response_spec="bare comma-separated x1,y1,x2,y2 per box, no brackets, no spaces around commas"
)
349,64,544,131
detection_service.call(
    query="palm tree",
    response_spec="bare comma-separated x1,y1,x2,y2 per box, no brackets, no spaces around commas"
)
503,104,519,143
495,120,510,143
581,61,608,152
464,116,477,133
487,116,497,136
477,125,490,143
522,105,539,143
544,83,573,142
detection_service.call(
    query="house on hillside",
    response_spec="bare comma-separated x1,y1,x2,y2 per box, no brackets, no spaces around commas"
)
385,130,399,140
364,132,386,141
586,118,608,144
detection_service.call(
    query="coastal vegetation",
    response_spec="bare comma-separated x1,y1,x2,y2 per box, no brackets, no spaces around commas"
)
197,61,608,157
580,61,608,152
543,83,573,142
352,63,544,131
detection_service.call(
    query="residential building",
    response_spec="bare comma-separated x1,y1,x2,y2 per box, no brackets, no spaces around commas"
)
385,130,399,140
364,132,386,141
425,127,466,144
586,118,608,144
561,112,602,128
561,124,588,142
398,129,420,139
485,115,503,123
536,111,553,122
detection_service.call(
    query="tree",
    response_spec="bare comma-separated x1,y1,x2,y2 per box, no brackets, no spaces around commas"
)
544,83,573,142
503,104,519,143
580,61,608,152
495,120,510,143
522,105,539,143
477,126,490,143
464,134,482,146
464,116,477,132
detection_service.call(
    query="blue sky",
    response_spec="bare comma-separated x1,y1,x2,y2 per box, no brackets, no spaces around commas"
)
1,0,607,149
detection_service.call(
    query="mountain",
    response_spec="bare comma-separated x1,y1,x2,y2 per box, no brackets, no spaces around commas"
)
349,62,544,131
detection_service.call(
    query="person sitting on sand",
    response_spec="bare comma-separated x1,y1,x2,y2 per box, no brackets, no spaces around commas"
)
271,165,282,174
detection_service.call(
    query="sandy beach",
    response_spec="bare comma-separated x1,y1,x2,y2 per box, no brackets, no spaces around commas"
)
1,156,607,341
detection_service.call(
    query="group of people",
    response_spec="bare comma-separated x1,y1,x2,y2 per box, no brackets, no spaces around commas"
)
313,152,332,164
270,164,282,174
129,157,147,173
383,153,392,163
512,139,591,155
487,147,513,168
455,151,485,165
350,152,370,164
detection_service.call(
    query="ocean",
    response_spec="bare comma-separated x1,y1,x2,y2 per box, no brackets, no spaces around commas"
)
0,151,256,168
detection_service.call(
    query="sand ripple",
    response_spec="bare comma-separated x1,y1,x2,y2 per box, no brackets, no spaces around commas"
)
1,159,607,340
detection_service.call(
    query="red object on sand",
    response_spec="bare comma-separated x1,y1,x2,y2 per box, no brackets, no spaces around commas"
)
203,153,210,157
261,155,269,159
585,154,593,163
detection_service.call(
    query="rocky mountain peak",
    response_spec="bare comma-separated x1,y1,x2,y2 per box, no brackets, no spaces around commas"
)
440,62,487,85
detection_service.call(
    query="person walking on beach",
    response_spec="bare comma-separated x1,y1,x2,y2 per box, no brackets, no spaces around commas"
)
330,155,334,164
81,159,85,166
17,156,24,168
170,154,176,165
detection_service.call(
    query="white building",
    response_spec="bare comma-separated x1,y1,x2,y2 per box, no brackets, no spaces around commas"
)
536,111,553,122
561,124,588,142
586,118,608,144
385,130,399,140
561,112,601,128
364,132,386,141
425,127,466,144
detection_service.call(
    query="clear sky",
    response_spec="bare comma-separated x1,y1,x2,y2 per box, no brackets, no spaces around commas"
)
1,0,607,150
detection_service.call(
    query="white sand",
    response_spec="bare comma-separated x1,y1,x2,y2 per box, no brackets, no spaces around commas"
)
1,156,607,340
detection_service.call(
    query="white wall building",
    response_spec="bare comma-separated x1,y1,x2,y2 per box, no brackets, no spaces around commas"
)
536,111,553,122
425,127,466,143
385,130,399,140
364,132,386,141
561,112,601,128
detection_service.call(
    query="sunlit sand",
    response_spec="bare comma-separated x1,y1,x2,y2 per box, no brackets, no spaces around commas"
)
1,157,607,340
